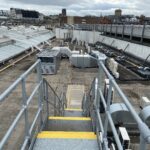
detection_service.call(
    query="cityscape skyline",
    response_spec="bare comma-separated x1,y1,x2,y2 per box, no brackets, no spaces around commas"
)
0,0,149,16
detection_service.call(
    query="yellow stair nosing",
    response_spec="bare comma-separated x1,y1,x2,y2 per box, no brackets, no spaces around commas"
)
65,108,83,111
48,116,91,121
37,131,96,139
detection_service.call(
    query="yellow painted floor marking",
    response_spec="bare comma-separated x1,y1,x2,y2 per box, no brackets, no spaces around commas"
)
37,131,96,139
65,108,82,111
48,116,91,121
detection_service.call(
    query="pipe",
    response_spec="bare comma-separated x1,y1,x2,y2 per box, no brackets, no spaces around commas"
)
0,50,36,73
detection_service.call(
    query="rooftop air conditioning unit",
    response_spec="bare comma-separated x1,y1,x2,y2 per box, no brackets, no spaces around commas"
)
118,127,130,150
140,97,150,109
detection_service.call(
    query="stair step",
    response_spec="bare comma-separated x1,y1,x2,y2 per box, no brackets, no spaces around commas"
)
64,109,83,117
34,132,99,150
64,111,83,117
37,131,96,139
45,116,92,131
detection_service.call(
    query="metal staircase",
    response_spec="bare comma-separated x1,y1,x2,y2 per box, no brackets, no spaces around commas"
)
1,58,150,150
33,109,99,150
33,82,99,150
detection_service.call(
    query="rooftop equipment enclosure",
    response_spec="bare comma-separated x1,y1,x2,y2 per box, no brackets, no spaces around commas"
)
37,49,60,75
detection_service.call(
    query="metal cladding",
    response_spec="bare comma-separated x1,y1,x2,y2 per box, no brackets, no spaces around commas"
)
37,49,60,75
70,53,97,68
69,51,106,68
56,28,150,63
0,26,55,64
110,103,135,124
51,47,72,57
139,105,150,126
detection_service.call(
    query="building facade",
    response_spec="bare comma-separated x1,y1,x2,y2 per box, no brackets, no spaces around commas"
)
10,8,43,20
60,16,112,25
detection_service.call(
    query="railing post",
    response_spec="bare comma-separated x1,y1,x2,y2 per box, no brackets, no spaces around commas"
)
61,92,64,116
140,134,147,150
36,61,43,131
54,95,57,115
95,79,104,150
44,81,49,120
94,78,98,107
141,24,145,44
22,78,30,143
130,25,134,41
98,62,103,90
103,79,113,142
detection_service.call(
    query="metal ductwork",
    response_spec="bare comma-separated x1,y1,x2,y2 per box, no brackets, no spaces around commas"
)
139,105,150,127
70,50,106,68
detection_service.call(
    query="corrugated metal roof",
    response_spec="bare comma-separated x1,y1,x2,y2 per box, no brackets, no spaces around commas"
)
0,44,25,62
0,26,55,63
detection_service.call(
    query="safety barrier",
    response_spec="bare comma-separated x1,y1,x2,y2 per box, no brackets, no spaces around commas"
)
0,60,65,150
83,57,150,150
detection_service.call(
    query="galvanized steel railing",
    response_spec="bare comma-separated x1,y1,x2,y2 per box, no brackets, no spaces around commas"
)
82,78,96,116
43,78,66,116
0,60,65,150
1,56,150,150
83,59,150,150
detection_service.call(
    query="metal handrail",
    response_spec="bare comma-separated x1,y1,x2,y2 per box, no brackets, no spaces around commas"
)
83,55,150,149
43,78,63,106
0,60,65,150
0,60,40,102
43,78,65,116
0,60,42,150
82,78,96,115
99,61,150,144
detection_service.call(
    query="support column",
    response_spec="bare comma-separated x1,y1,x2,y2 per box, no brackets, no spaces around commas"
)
122,24,125,39
130,25,134,41
141,24,146,44
139,135,147,150
115,25,118,37
110,24,112,36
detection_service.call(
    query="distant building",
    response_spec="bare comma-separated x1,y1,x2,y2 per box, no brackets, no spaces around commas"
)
108,14,139,24
62,9,66,17
115,9,122,16
0,10,9,17
10,8,43,20
0,10,9,20
106,9,140,24
60,16,111,25
144,17,150,24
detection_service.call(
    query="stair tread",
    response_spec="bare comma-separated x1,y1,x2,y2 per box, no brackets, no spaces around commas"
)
45,116,93,131
34,131,98,150
33,138,99,150
64,110,83,117
37,131,96,139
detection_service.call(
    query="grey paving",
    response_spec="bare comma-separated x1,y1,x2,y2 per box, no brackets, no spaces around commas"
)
33,138,99,150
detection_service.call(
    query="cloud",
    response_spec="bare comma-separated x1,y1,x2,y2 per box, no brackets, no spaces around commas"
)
0,0,149,16
7,0,89,6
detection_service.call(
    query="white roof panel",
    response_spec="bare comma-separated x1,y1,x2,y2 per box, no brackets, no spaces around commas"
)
0,26,55,63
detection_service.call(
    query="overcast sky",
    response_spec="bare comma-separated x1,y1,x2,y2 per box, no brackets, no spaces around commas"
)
0,0,149,16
